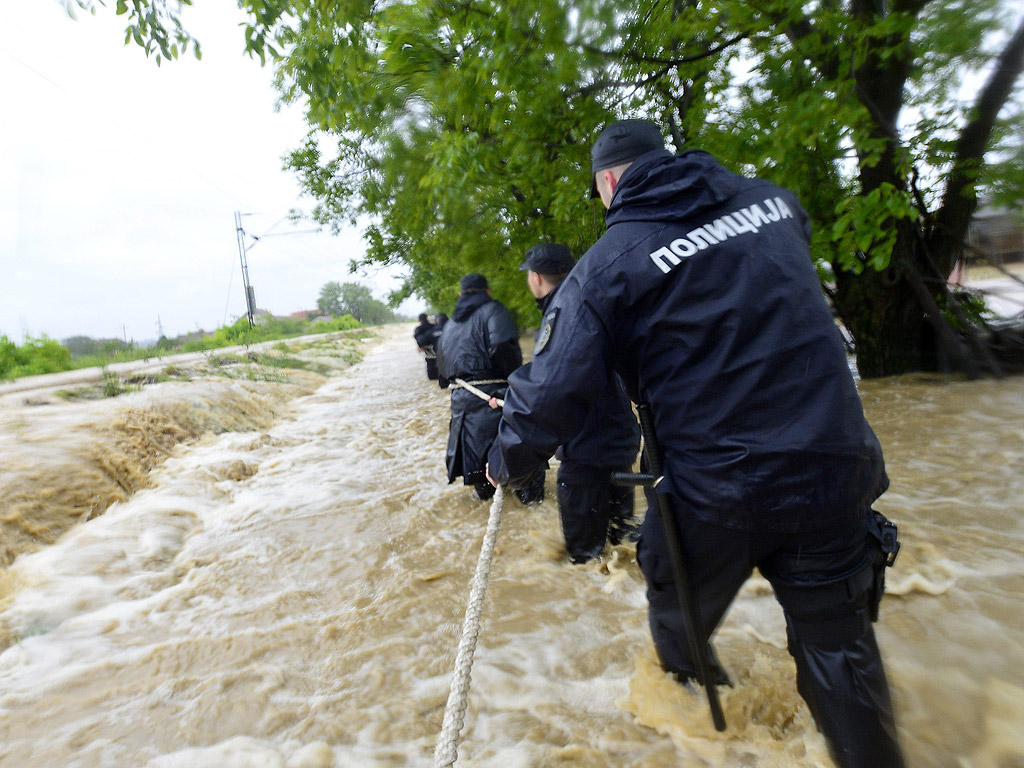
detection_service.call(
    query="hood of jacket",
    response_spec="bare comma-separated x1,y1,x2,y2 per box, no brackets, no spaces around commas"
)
452,291,492,322
605,149,754,228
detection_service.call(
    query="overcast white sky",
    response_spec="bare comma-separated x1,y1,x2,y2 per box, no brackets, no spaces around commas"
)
1,2,413,344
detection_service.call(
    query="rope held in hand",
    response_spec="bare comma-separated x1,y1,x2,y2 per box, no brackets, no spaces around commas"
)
433,486,505,767
452,378,505,408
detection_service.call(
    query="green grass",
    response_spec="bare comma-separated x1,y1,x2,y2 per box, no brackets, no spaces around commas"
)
256,355,333,375
1,316,372,382
8,322,380,403
55,370,142,401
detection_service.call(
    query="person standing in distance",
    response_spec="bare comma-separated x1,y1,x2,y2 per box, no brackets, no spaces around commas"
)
519,242,641,563
413,313,439,380
487,119,905,768
429,312,449,374
436,272,544,503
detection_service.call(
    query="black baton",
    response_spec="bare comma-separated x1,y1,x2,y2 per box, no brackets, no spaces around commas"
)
614,403,727,732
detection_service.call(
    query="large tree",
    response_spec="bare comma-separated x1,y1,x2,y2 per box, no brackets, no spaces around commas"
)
317,280,395,324
87,0,1024,377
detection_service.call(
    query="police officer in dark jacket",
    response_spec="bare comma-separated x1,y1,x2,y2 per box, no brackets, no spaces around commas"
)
520,243,641,563
487,120,905,768
429,313,449,372
413,313,439,379
437,273,544,503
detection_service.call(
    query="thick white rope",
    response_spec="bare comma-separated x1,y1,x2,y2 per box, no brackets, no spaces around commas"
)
453,377,505,408
433,485,505,768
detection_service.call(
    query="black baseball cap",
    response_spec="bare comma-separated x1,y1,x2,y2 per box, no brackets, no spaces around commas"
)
518,243,575,275
589,118,665,198
460,272,489,291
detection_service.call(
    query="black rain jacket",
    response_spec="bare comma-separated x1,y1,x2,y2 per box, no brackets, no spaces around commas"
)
437,292,522,485
413,320,436,350
536,283,640,480
488,149,888,532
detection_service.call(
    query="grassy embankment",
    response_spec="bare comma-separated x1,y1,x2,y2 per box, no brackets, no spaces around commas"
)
0,315,365,384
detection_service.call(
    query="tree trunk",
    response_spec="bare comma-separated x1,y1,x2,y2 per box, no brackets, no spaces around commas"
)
834,219,1022,379
833,224,939,377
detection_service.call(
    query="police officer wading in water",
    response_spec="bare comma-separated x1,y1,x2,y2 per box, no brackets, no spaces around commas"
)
437,272,544,504
487,119,906,768
413,313,439,380
519,243,642,563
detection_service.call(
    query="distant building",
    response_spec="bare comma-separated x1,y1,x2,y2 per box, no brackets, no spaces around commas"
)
967,204,1024,265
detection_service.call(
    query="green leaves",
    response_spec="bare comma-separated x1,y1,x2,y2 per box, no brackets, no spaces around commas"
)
832,183,919,273
243,0,1020,325
258,0,618,319
317,281,396,324
71,0,199,61
86,0,1022,347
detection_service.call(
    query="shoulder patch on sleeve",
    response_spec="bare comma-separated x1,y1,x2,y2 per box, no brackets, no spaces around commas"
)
534,307,558,355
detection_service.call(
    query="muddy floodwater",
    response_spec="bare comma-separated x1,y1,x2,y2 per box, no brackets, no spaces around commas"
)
0,324,1021,767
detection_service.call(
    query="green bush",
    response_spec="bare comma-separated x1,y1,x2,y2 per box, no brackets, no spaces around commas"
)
212,317,263,347
0,335,73,380
195,315,362,349
314,314,362,331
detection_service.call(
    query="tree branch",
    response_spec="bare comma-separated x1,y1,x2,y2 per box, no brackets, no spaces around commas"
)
573,32,747,67
779,9,840,80
934,14,1024,254
890,0,933,16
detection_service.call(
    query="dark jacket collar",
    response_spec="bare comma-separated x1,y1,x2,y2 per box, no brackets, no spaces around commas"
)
535,280,563,314
605,149,750,228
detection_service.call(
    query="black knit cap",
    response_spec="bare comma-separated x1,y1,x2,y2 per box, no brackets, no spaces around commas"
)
589,118,665,198
460,272,489,292
519,243,575,275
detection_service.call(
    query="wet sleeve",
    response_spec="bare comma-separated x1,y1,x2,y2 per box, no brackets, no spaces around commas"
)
492,339,523,379
487,304,523,378
435,334,450,389
488,282,612,487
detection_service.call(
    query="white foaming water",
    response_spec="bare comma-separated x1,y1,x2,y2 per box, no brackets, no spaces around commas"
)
0,328,1022,767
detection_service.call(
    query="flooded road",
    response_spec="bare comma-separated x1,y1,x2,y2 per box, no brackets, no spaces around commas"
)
0,325,1021,767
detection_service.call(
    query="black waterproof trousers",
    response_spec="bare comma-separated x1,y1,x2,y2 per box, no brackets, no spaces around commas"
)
556,462,635,563
636,500,905,768
514,467,546,505
445,386,505,487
